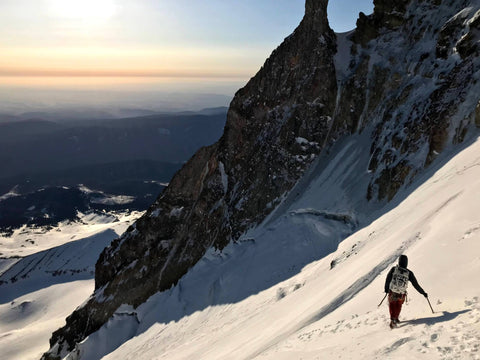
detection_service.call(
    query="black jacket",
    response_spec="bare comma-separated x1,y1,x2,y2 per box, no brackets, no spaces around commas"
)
384,266,426,295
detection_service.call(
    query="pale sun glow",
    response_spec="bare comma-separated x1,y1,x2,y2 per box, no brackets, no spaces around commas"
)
48,0,116,19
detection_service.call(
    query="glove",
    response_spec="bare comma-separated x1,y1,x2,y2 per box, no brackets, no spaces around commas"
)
423,293,428,298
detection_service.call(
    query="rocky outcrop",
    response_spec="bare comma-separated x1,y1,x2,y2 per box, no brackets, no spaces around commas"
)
345,0,480,200
43,1,338,358
353,0,410,46
43,0,480,358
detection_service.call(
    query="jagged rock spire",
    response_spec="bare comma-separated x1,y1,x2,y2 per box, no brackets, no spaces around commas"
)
41,1,339,358
304,0,330,33
42,1,480,358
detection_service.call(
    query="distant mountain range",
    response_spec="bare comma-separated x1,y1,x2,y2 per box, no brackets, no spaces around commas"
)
0,90,233,121
0,108,227,231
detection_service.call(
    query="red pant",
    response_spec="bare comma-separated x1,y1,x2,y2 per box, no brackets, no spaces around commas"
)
388,292,406,320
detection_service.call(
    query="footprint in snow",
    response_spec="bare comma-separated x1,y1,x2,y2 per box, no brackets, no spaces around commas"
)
382,337,415,354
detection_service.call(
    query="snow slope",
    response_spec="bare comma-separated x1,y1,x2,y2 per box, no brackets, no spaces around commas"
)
62,131,480,360
0,280,93,360
0,211,142,258
0,211,142,360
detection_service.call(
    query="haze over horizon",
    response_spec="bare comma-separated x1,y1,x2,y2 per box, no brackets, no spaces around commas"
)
1,0,374,114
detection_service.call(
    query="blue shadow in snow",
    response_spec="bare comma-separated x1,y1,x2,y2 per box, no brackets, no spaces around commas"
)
402,309,472,326
0,229,117,304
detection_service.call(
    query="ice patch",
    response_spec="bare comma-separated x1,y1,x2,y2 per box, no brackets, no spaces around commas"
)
219,161,228,194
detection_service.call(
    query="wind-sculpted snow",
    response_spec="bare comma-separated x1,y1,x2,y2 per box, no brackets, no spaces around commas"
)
244,231,424,359
60,205,356,359
0,229,116,303
0,212,140,360
0,258,19,277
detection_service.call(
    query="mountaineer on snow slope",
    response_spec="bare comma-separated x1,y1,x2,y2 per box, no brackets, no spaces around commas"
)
384,255,428,328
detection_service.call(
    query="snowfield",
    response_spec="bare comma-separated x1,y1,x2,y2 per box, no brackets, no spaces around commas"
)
0,211,143,258
41,131,479,360
0,211,143,360
0,280,93,360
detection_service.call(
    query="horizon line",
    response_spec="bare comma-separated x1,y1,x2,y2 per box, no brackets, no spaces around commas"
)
0,68,252,79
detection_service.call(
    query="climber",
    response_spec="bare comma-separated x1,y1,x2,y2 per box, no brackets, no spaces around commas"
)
384,254,428,329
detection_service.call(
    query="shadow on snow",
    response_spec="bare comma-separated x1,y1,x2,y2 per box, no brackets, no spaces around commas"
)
403,309,472,326
0,229,117,304
75,131,480,359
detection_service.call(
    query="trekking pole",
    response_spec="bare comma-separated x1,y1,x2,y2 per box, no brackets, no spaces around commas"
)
378,293,388,307
426,297,435,314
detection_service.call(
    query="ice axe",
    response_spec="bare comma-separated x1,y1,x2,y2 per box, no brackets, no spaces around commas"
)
378,293,388,307
426,296,435,314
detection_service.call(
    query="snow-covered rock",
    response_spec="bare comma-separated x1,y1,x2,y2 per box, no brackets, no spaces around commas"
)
41,0,480,359
44,106,480,360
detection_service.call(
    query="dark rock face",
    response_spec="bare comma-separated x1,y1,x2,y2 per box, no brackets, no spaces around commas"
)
353,0,410,45
43,0,480,358
476,101,480,127
43,1,338,357
348,0,480,201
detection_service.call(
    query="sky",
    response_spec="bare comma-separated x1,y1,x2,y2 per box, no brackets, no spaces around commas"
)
0,0,373,111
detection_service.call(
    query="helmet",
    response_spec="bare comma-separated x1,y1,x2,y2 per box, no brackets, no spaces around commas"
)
399,255,408,268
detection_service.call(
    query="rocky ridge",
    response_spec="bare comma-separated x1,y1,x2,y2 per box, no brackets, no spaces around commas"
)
42,0,480,358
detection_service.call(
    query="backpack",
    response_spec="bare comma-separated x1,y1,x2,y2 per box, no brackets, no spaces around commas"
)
389,266,409,294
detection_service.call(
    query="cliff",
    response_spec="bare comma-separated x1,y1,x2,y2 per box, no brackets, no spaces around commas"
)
43,0,480,358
